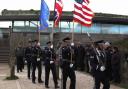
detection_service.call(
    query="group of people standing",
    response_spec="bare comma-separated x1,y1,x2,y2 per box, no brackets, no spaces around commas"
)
15,37,121,89
15,37,77,89
86,40,121,89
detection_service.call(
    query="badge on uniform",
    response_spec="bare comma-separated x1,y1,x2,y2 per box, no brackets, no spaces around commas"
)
70,63,73,68
37,58,40,61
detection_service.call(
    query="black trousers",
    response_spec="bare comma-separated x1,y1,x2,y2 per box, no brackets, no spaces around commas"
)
27,60,31,78
45,63,58,86
62,62,76,89
16,56,24,72
94,72,110,89
112,66,120,83
32,59,42,82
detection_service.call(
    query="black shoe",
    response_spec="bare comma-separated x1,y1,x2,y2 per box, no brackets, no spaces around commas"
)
32,81,36,84
45,85,49,88
55,85,60,88
28,77,30,79
38,80,44,83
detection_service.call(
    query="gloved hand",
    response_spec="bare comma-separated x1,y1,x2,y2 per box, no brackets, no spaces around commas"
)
50,61,54,64
100,66,106,71
70,63,73,68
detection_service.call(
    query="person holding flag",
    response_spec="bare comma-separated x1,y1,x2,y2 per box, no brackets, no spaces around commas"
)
61,37,76,89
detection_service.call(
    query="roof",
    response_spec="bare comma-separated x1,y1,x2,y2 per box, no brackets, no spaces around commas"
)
0,10,128,25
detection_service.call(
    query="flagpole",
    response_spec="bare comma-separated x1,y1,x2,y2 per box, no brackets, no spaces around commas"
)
50,0,57,42
70,21,74,64
71,0,76,63
38,28,41,43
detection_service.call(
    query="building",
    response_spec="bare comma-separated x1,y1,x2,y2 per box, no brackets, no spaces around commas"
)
0,9,128,63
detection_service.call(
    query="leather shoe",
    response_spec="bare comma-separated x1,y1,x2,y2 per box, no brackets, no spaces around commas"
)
45,85,49,88
38,80,44,83
32,81,36,84
55,85,60,88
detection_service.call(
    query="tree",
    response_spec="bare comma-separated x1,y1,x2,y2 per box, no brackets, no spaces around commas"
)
6,26,18,80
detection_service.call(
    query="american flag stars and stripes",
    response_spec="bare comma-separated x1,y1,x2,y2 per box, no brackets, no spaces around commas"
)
73,0,94,27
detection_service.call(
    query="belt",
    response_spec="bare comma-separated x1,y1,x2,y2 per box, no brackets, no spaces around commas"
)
62,59,72,63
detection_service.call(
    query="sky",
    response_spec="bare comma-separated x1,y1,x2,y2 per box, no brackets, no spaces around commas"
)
0,0,128,15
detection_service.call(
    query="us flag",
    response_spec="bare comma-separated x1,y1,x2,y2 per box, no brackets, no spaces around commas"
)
73,0,94,27
54,0,63,27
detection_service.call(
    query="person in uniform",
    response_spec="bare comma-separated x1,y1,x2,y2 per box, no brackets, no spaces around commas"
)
25,41,32,79
44,41,59,88
15,43,24,73
31,40,43,84
61,37,76,89
90,40,110,89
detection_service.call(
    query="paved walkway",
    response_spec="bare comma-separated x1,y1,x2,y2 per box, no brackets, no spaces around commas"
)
0,63,124,89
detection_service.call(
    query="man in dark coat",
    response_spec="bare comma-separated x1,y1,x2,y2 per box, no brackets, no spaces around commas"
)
31,40,43,84
61,37,76,89
25,41,32,79
104,42,113,81
90,40,110,89
111,47,121,83
15,43,24,73
44,41,59,88
75,42,85,71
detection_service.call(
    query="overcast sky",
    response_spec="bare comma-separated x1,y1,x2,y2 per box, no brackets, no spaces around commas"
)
0,0,128,15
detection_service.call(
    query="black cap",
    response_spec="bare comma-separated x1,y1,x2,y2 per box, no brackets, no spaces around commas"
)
46,41,52,44
62,37,71,42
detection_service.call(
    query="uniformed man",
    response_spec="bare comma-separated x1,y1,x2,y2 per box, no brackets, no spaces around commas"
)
61,37,76,89
44,41,59,88
31,40,43,84
90,40,110,89
15,43,24,73
25,41,32,79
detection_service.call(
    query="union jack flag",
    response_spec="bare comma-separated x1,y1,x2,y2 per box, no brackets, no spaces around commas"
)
54,0,63,27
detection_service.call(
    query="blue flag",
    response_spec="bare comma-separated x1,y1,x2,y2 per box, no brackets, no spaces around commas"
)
39,0,50,30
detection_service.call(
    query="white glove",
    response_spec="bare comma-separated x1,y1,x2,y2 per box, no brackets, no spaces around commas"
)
70,63,73,68
25,60,27,64
100,66,105,71
50,61,54,64
37,58,40,61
